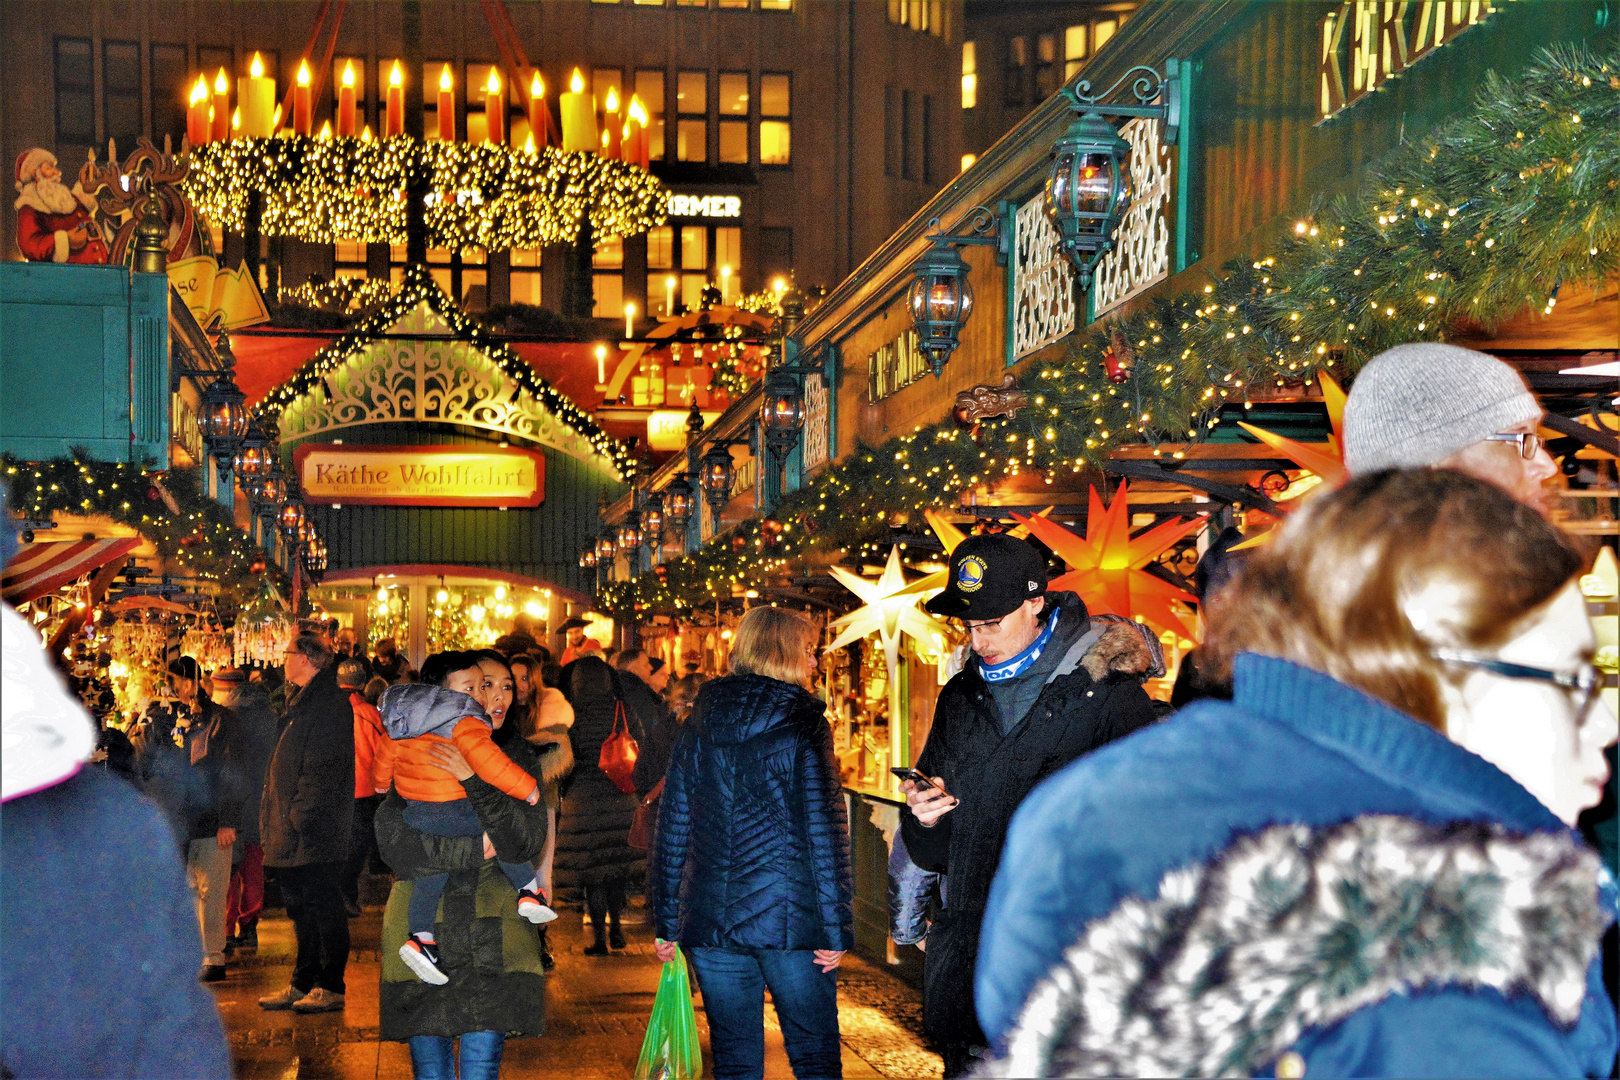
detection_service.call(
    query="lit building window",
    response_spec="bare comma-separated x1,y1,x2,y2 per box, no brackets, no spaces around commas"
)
677,71,707,162
635,70,667,161
1064,25,1088,79
1094,19,1117,51
510,247,542,306
759,73,790,165
719,71,749,164
592,235,623,318
961,42,977,110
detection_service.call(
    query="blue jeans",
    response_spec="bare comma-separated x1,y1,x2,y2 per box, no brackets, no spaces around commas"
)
407,1031,504,1080
686,947,841,1080
403,799,536,935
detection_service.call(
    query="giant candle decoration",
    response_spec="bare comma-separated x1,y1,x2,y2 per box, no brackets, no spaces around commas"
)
602,86,621,159
187,75,212,146
385,61,404,137
437,64,455,142
293,60,313,135
238,52,276,138
527,71,548,148
337,61,358,137
484,68,505,145
211,68,231,141
559,68,597,153
626,95,650,168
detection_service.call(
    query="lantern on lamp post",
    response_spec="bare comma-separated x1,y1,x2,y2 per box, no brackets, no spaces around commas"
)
700,441,741,519
616,508,643,552
595,528,617,563
903,207,1001,378
278,501,304,538
761,367,806,464
233,419,276,486
641,492,664,546
1044,62,1181,292
579,542,598,569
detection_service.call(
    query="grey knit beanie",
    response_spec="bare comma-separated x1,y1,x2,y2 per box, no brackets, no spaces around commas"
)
1342,343,1541,474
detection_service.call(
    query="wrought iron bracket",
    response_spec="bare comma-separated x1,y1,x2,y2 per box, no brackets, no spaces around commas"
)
1058,59,1182,148
923,205,1008,266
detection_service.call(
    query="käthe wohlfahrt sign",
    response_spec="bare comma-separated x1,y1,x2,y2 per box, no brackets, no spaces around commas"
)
295,444,545,507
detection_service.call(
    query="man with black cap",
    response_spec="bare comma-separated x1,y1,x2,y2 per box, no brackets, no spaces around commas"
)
901,533,1160,1076
559,616,604,666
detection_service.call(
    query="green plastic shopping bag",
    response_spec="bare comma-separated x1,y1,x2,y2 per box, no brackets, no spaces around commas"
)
635,945,703,1080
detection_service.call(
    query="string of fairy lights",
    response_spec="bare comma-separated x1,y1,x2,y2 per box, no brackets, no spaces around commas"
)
2,457,284,617
253,264,635,477
183,136,667,251
601,39,1620,616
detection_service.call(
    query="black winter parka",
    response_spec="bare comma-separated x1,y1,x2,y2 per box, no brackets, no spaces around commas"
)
651,674,854,952
259,663,356,867
899,592,1159,1049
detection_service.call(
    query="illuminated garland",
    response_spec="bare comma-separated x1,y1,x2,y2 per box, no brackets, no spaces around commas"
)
254,265,633,477
2,455,286,616
601,38,1620,615
282,275,397,313
183,136,667,251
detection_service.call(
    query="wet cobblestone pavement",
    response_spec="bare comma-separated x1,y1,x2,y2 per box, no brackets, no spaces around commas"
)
210,883,942,1079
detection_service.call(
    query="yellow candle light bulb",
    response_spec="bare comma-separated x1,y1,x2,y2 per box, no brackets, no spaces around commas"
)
342,60,355,88
389,60,403,88
215,68,229,94
361,124,373,141
487,68,501,94
191,76,209,106
570,68,585,94
523,132,536,153
628,96,648,124
297,60,311,87
250,52,264,79
436,588,449,603
440,65,453,92
601,130,610,150
530,72,544,98
605,86,619,113
232,107,241,130
318,119,333,139
377,587,388,602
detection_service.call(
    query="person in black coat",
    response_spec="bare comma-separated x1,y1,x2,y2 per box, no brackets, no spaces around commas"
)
257,631,356,1014
613,648,678,798
902,536,1160,1076
555,653,644,954
651,606,854,1080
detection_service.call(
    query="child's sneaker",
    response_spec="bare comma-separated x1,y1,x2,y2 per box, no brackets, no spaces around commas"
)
399,934,449,985
517,887,558,925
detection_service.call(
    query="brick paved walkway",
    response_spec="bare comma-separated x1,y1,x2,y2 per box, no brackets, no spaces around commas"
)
211,888,942,1079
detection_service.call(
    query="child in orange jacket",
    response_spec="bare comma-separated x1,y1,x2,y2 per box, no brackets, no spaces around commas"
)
378,680,553,985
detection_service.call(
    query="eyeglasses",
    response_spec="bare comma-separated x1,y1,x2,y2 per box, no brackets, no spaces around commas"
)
960,611,1013,634
1483,431,1542,460
1433,647,1603,722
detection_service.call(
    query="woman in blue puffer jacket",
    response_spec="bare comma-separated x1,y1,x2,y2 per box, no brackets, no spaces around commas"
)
650,605,854,1080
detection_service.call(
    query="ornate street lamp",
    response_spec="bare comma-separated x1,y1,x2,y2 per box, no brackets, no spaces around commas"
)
278,501,304,537
700,441,740,518
193,333,251,477
1045,62,1181,292
664,473,695,537
595,528,617,563
616,507,643,552
233,419,276,485
641,492,664,545
904,207,1002,377
761,367,806,463
579,542,598,569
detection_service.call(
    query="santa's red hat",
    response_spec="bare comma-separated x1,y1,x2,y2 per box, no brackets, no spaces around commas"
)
14,148,55,188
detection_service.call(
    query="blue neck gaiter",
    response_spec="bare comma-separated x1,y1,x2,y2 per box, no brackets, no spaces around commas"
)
979,609,1059,683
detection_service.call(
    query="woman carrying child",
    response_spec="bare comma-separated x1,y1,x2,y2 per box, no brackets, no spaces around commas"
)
375,650,550,1080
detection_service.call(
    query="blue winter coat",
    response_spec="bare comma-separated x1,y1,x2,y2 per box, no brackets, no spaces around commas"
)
976,654,1619,1078
650,673,854,952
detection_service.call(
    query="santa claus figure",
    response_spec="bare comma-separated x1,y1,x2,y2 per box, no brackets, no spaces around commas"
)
14,148,108,265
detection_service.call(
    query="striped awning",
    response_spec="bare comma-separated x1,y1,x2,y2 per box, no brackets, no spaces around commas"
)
1,538,141,606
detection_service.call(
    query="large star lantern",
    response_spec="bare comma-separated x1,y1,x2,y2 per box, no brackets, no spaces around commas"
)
1012,480,1204,638
1231,371,1348,548
825,546,946,670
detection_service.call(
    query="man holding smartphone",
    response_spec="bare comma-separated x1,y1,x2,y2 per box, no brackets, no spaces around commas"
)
900,534,1159,1076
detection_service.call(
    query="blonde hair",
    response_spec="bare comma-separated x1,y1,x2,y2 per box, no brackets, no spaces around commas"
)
1204,469,1584,730
728,606,819,688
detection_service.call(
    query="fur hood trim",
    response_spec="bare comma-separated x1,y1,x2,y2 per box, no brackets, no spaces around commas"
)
981,815,1607,1078
1078,618,1162,683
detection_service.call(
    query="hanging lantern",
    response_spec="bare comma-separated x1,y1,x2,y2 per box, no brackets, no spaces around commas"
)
297,517,315,543
701,443,738,517
233,419,275,480
196,372,250,474
255,467,286,508
1044,109,1132,293
907,239,975,377
278,501,304,536
665,474,695,536
580,542,598,569
761,368,805,461
641,492,664,543
595,529,617,562
616,508,643,552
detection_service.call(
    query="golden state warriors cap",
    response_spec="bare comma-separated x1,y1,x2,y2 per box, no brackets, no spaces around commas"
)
924,534,1047,621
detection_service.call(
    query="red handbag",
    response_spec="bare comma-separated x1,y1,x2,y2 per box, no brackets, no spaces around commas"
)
598,700,639,794
627,778,665,850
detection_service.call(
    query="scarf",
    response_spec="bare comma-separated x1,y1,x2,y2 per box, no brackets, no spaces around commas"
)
979,609,1060,683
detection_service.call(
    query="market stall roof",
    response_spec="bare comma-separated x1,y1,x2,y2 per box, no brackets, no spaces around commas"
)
1,537,141,606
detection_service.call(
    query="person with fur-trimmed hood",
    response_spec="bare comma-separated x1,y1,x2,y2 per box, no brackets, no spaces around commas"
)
973,470,1618,1078
901,534,1160,1076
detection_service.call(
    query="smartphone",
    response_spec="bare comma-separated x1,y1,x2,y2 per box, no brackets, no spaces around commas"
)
890,767,940,793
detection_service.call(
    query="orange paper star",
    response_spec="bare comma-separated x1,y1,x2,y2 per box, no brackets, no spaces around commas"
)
1012,480,1204,638
1231,371,1348,549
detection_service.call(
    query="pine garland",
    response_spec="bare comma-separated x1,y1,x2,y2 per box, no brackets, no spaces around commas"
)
601,38,1620,616
2,455,286,616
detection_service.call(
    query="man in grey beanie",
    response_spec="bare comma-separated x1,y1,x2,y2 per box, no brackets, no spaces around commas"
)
1342,342,1558,513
